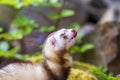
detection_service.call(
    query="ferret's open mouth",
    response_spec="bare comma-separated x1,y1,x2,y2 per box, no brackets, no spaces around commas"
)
71,29,77,38
68,29,77,42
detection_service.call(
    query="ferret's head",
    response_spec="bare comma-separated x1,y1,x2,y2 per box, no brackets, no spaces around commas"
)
44,28,77,52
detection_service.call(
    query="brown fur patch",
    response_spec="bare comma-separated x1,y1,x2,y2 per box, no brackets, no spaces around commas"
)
44,48,70,66
42,60,70,80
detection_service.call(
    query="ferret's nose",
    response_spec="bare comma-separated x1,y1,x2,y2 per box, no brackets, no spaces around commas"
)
71,29,77,37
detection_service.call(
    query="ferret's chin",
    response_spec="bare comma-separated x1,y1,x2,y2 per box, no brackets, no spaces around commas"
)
68,38,76,47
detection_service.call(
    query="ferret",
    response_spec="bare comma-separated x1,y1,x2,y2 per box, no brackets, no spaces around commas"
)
0,28,77,80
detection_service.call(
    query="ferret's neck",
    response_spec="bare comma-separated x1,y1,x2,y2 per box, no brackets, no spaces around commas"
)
44,48,72,67
43,49,72,80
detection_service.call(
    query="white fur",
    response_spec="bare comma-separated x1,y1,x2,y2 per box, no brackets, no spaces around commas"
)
0,63,48,80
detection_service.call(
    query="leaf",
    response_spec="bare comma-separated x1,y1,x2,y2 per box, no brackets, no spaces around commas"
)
12,16,30,27
1,33,13,40
0,50,4,56
48,0,61,7
0,0,61,8
32,0,47,6
39,26,48,32
39,26,56,32
71,46,80,54
0,47,20,58
47,26,56,32
0,0,22,9
76,32,82,44
0,41,9,51
6,47,19,57
50,10,74,20
49,0,59,3
69,23,80,30
23,27,33,35
12,16,37,28
9,30,23,39
0,27,3,32
90,67,108,80
80,44,94,53
22,0,34,6
15,54,30,60
60,9,75,17
49,13,60,19
11,16,37,37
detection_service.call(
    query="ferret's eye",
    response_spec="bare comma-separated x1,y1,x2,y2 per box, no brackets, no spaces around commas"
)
60,33,64,37
60,33,68,39
63,35,68,39
60,32,65,37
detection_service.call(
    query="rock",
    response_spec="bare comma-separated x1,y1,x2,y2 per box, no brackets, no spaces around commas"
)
117,74,120,78
83,4,120,68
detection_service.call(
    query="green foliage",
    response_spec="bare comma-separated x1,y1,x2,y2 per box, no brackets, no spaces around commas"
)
60,9,75,17
80,44,94,53
72,61,96,71
22,0,34,6
69,23,80,30
0,41,9,51
0,33,19,40
12,16,38,35
47,0,61,7
32,0,46,6
0,46,19,58
0,16,38,58
0,0,22,9
0,0,32,9
0,41,30,60
39,25,56,32
50,13,60,19
0,0,61,9
50,9,75,20
0,27,3,32
9,30,23,39
69,23,94,54
12,16,37,27
15,54,30,60
90,66,120,80
32,0,61,7
0,16,38,40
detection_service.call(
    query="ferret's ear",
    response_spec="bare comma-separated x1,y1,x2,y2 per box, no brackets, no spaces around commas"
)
49,37,56,47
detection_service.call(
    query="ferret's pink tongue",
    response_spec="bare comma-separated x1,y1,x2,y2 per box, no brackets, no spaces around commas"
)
72,30,77,38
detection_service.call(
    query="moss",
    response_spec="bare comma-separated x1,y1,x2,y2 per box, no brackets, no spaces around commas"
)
72,61,96,70
26,55,43,62
67,68,98,80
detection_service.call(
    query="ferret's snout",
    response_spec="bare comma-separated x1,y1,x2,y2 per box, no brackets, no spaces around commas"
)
71,29,77,37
